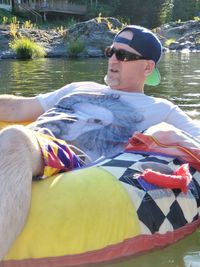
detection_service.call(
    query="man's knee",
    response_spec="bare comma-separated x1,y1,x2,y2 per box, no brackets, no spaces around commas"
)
1,124,25,137
0,125,43,176
0,125,32,150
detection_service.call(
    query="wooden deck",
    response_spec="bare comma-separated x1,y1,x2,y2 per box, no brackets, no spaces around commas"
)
19,2,87,15
0,0,87,23
37,3,87,15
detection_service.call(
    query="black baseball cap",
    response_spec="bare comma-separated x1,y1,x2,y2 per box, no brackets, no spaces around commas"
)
114,25,162,86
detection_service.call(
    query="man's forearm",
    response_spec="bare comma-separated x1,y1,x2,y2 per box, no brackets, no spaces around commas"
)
0,95,44,122
0,95,21,121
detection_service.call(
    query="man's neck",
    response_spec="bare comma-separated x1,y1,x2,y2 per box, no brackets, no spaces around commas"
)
110,87,144,93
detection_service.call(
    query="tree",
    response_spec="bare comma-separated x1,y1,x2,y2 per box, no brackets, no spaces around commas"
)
114,0,168,28
172,0,197,21
159,0,174,24
85,0,121,18
11,0,16,13
195,0,200,16
72,0,200,27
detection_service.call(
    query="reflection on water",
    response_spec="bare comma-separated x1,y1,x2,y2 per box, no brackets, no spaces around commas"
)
0,53,200,267
149,52,200,121
0,57,107,96
184,254,200,267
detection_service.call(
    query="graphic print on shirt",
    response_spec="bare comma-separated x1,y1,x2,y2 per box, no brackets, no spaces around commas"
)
31,91,144,160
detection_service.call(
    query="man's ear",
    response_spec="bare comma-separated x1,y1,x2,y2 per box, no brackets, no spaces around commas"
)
144,60,155,76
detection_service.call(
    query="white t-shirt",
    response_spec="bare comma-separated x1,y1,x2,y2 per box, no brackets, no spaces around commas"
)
34,81,200,160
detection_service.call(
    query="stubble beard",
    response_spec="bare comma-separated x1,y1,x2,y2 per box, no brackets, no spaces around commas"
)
104,74,120,88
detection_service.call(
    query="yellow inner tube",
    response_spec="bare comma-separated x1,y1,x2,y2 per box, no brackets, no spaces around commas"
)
5,167,140,259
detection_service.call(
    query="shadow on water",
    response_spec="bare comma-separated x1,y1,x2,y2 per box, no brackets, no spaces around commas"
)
104,229,200,267
81,228,200,267
0,53,200,267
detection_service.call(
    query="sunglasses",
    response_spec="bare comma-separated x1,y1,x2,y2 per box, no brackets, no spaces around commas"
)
105,46,146,62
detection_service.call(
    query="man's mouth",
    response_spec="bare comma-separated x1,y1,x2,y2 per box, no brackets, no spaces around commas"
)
110,68,118,73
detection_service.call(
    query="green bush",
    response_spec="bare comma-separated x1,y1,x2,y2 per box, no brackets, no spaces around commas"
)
9,37,46,59
68,39,85,57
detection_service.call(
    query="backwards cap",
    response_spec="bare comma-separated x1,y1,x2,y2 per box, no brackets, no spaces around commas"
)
114,25,162,86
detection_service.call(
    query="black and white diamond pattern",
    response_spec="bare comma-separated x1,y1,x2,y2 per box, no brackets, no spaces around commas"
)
97,151,200,235
137,192,166,233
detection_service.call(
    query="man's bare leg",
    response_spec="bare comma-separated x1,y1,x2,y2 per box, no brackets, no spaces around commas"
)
0,125,43,259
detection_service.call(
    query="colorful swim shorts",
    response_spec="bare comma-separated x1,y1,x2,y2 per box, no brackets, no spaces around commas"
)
33,131,82,179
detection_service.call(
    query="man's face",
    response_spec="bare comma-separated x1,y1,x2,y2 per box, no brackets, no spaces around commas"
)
105,30,154,92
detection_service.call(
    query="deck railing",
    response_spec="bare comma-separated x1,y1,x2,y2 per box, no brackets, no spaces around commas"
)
19,5,42,23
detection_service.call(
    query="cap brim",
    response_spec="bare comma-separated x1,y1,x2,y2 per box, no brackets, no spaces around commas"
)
145,67,161,86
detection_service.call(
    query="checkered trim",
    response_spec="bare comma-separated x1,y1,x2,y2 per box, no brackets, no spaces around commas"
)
97,151,200,235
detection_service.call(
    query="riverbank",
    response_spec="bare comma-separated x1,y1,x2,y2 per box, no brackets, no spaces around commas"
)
0,17,200,59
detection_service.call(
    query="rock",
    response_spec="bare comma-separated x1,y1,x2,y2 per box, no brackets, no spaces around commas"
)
67,17,122,57
87,46,104,57
169,41,180,50
0,28,10,58
156,20,200,51
196,43,200,50
0,50,16,59
46,49,67,58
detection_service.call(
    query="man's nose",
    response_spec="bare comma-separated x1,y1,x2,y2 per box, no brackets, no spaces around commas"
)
109,52,118,62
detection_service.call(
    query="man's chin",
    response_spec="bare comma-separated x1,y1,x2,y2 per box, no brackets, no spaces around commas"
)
104,75,120,88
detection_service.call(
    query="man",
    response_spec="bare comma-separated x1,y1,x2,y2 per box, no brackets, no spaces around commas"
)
0,25,199,259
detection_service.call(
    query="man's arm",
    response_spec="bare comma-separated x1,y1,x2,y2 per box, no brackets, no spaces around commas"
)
166,105,200,138
0,95,45,122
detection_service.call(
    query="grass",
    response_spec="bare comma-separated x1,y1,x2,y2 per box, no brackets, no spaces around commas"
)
68,39,85,57
9,37,46,59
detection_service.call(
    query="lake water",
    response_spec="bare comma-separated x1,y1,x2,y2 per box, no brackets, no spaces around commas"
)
0,52,200,267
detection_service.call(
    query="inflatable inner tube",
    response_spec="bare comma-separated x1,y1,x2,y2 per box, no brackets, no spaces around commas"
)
2,150,200,267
